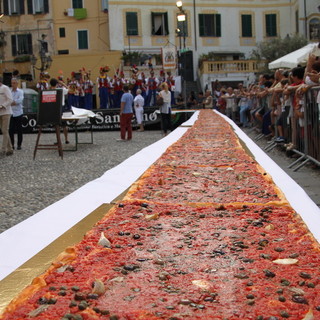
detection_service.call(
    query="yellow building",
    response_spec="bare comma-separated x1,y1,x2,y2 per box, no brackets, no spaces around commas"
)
0,0,121,89
50,0,121,83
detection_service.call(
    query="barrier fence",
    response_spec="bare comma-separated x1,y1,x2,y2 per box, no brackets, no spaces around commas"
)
288,86,320,170
252,87,320,171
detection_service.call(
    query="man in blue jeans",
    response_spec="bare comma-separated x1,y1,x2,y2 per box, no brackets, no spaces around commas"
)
118,85,133,141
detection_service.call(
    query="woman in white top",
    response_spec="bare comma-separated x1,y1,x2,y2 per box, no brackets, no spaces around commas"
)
159,82,172,136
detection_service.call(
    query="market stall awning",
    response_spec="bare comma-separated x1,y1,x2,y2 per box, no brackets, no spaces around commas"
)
268,43,319,69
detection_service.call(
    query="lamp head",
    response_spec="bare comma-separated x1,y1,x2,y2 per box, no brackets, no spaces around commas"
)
176,1,183,8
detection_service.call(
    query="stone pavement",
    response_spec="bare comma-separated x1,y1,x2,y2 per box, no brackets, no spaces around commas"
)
0,130,162,233
0,126,319,234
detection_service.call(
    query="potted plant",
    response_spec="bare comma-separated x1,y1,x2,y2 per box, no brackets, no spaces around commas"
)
14,55,31,63
121,51,142,66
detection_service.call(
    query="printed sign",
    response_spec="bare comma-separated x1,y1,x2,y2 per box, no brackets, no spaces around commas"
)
42,91,57,103
162,47,177,69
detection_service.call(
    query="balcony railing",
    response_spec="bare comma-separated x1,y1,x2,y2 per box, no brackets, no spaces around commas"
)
200,60,267,74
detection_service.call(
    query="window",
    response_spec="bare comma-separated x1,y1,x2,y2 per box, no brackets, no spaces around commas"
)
27,0,49,14
78,30,88,49
151,12,169,36
3,0,25,15
11,34,32,56
265,13,277,37
309,18,320,41
73,0,83,9
126,12,138,36
58,50,69,55
59,28,66,38
177,13,188,37
241,14,252,37
199,14,221,37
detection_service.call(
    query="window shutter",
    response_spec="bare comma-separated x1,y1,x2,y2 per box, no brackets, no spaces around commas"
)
19,0,25,14
11,35,17,56
44,0,49,13
272,14,277,36
266,14,271,36
151,12,155,35
266,14,277,37
78,30,88,49
215,14,221,37
27,0,33,14
27,33,33,54
126,12,138,36
164,12,169,35
4,0,9,15
199,14,204,36
242,15,252,37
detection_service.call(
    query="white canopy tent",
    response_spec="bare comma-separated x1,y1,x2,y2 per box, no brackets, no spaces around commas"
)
268,43,320,70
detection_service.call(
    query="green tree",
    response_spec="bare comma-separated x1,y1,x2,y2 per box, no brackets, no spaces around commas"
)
250,34,308,62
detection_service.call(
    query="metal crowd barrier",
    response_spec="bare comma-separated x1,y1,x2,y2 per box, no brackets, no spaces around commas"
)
245,87,320,171
288,86,320,171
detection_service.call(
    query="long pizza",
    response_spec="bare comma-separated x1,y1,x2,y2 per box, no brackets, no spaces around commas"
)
1,110,319,320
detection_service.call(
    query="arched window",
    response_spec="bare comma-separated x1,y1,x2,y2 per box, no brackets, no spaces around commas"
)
309,18,320,41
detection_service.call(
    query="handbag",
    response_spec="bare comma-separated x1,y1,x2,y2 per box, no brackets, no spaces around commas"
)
156,95,164,106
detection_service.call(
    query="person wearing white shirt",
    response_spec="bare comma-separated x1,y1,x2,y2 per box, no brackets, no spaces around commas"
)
159,82,172,136
0,76,14,156
9,78,24,150
133,89,145,132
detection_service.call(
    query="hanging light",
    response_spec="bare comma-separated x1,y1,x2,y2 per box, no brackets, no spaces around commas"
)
176,1,183,8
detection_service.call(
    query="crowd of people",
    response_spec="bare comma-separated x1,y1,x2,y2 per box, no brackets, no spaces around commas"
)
34,66,179,140
200,53,320,157
1,54,320,155
35,66,176,110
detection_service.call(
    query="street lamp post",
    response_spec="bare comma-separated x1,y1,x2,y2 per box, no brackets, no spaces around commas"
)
176,1,187,107
30,34,52,77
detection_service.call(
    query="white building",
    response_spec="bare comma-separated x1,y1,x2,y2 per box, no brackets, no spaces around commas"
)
108,0,320,86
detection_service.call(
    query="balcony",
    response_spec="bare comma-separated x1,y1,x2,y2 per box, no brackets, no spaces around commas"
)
200,60,267,74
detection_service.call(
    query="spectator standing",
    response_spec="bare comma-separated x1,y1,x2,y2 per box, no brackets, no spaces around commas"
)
175,93,185,107
9,78,24,150
0,76,13,156
197,91,205,109
222,87,237,120
119,85,134,141
203,90,213,109
238,88,250,127
134,89,145,132
187,91,197,109
159,82,172,136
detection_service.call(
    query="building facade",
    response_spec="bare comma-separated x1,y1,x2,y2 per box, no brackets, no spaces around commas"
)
0,0,318,88
0,0,121,86
108,0,320,85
